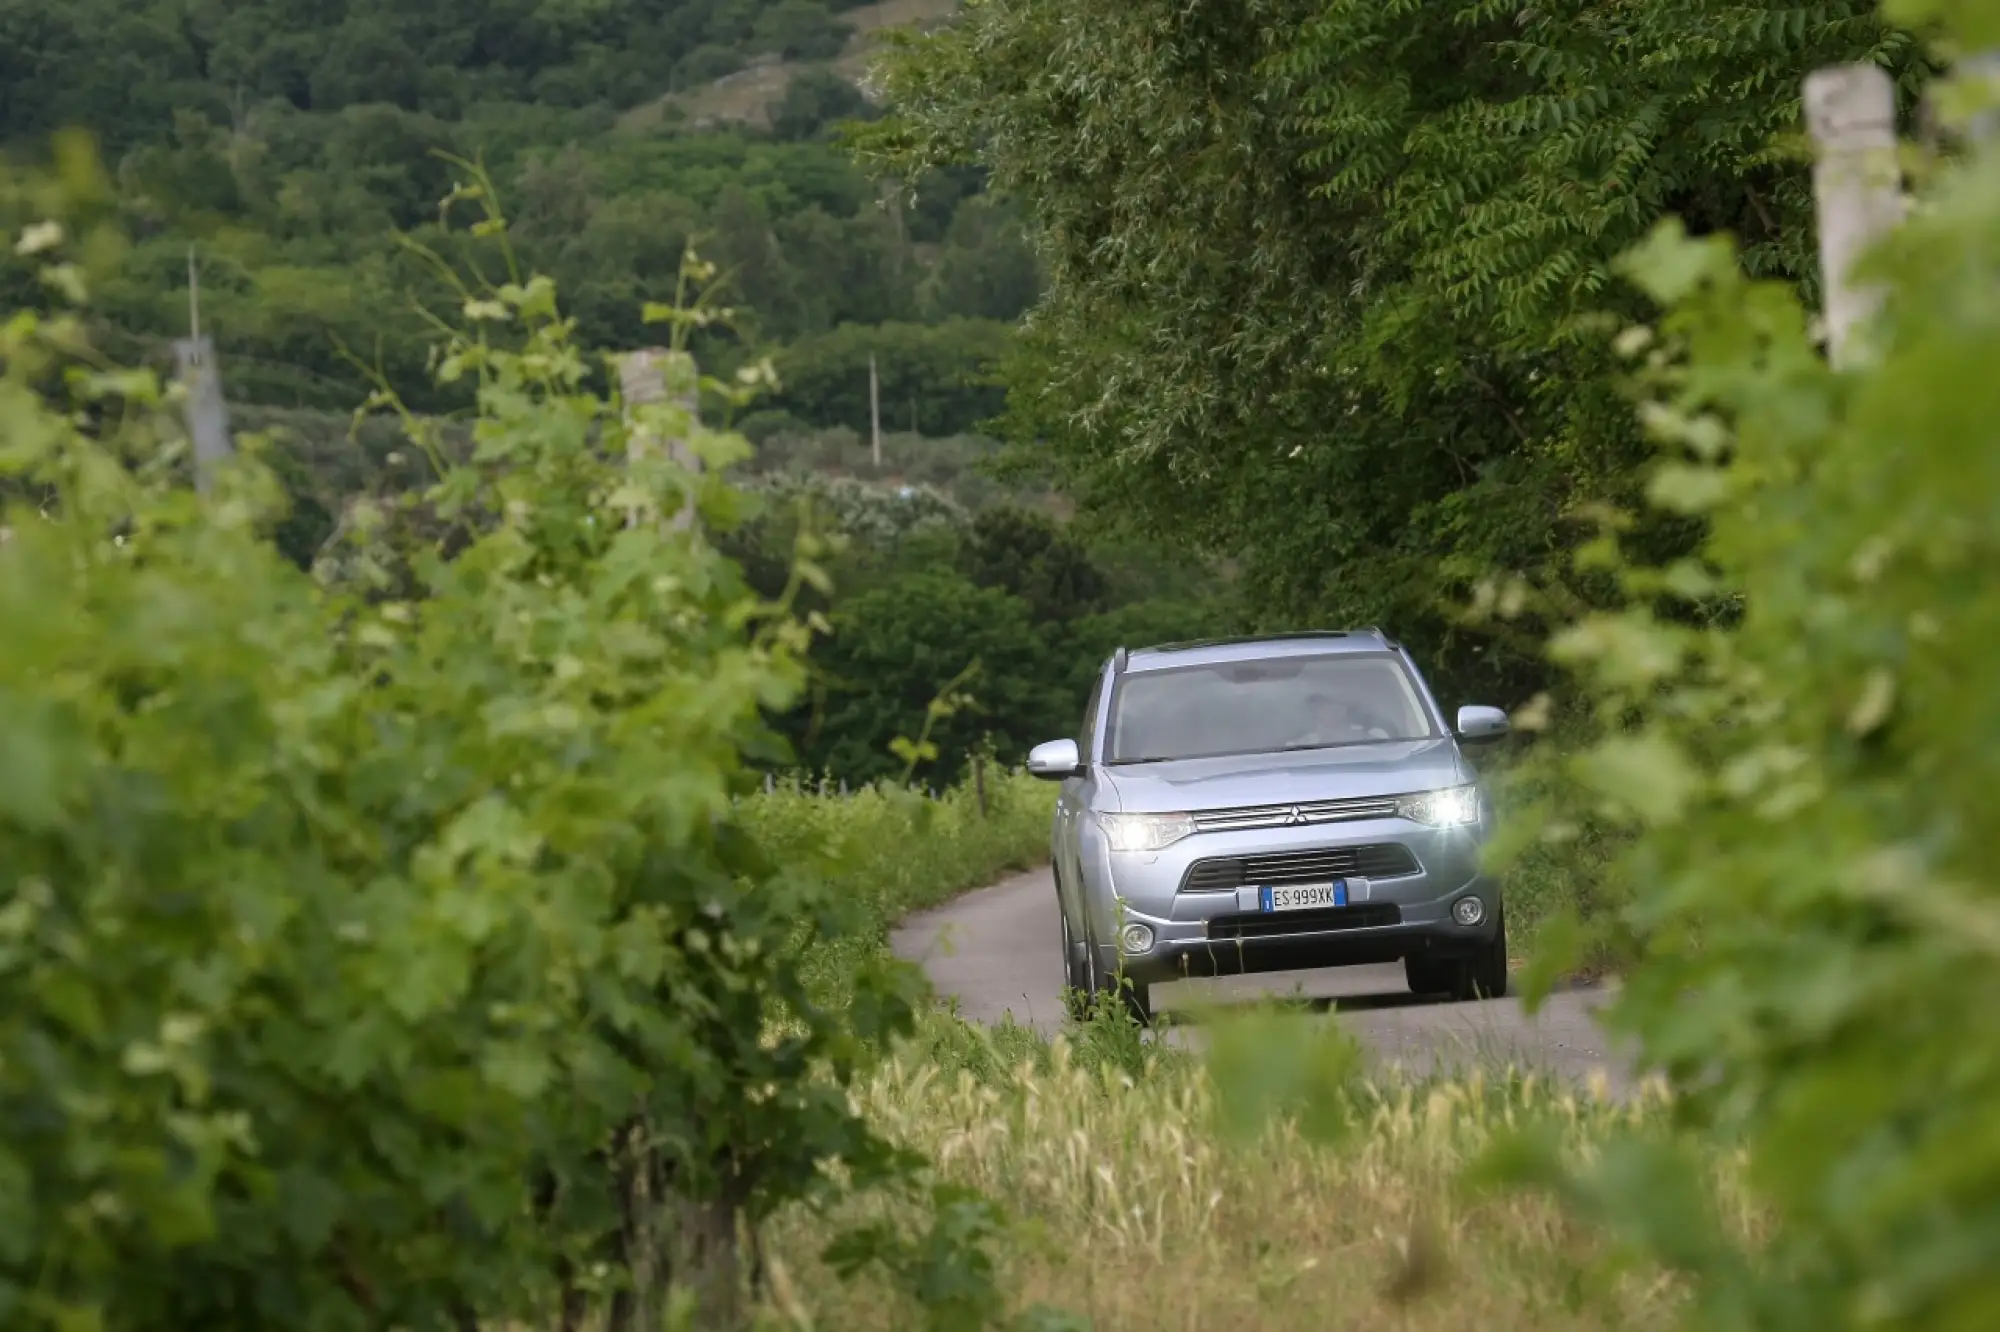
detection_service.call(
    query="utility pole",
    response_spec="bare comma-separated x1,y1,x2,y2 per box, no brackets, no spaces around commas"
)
619,348,700,532
1803,64,1904,369
868,352,882,470
175,247,232,493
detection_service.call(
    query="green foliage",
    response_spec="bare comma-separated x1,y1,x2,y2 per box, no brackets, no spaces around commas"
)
0,1,1015,428
853,0,1930,700
772,65,884,143
0,0,867,140
742,768,1056,1017
739,424,1031,509
1483,48,2000,1332
717,470,1233,786
753,0,855,62
919,195,1039,324
791,568,1069,785
823,1184,1008,1332
0,169,947,1331
956,503,1107,626
771,318,1015,437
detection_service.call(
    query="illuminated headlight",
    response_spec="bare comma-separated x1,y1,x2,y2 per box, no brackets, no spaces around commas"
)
1097,811,1196,853
1396,785,1481,827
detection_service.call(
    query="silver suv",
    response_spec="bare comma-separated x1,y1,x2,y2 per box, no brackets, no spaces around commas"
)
1027,629,1512,1024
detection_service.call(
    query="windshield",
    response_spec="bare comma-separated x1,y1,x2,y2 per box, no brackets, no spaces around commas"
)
1104,652,1435,764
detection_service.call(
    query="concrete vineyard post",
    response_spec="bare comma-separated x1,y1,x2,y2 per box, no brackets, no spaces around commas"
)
1803,64,1904,369
619,347,700,532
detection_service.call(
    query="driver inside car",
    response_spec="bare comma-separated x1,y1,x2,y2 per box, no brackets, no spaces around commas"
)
1294,691,1395,747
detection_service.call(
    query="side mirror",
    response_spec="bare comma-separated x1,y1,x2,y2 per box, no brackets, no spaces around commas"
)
1026,738,1083,780
1455,705,1510,745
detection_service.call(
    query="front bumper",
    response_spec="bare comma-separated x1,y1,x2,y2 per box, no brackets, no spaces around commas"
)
1075,813,1502,986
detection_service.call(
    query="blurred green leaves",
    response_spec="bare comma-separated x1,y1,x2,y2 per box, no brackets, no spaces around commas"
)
1490,43,2000,1332
0,151,960,1332
1203,1004,1363,1148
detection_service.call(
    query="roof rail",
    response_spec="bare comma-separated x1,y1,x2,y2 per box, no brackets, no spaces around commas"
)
1133,630,1360,654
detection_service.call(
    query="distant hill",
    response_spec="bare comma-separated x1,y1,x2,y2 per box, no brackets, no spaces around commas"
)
0,0,1034,440
624,0,960,131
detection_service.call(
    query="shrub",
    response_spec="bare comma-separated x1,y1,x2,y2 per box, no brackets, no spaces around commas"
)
0,189,931,1330
1488,41,2000,1330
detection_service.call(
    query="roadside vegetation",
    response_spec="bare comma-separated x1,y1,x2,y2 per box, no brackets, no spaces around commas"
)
3,1,1997,1330
767,1017,1701,1331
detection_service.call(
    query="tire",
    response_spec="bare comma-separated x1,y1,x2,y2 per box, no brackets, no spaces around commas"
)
1060,907,1091,1022
1116,974,1154,1027
1446,911,1509,1002
1404,954,1454,996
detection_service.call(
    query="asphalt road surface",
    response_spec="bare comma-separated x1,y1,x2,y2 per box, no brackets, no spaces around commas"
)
891,865,1636,1093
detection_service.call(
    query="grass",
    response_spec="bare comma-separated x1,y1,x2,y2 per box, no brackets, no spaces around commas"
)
755,1013,1720,1331
739,765,1052,1005
728,759,1680,1329
741,765,1050,922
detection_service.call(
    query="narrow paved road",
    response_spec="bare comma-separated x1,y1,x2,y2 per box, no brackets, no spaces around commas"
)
891,866,1636,1092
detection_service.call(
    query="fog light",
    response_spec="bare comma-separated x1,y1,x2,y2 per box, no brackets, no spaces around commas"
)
1120,922,1155,954
1452,896,1486,927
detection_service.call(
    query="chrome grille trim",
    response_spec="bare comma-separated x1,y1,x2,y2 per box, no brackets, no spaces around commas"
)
1179,844,1422,894
1190,794,1402,833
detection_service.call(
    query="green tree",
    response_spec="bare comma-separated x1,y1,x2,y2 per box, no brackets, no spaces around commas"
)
752,0,852,61
770,65,879,142
921,194,1038,322
853,0,1928,700
794,568,1067,785
956,503,1107,626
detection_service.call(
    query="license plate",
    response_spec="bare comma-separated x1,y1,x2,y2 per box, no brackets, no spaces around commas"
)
1260,880,1348,912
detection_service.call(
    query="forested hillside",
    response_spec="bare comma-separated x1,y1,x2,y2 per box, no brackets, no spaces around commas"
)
0,0,1225,786
0,0,1022,424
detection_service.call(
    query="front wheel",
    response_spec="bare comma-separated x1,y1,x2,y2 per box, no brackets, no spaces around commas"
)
1059,906,1092,1021
1447,910,1510,1002
1406,911,1510,1002
1075,922,1151,1027
1116,973,1153,1027
1404,954,1454,996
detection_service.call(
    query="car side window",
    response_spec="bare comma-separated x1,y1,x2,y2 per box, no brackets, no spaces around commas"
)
1077,671,1106,765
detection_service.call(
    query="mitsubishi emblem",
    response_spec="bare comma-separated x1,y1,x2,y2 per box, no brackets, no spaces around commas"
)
1284,805,1306,825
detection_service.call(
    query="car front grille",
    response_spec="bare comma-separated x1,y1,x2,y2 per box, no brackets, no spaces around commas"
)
1191,794,1402,833
1205,903,1403,940
1179,844,1420,894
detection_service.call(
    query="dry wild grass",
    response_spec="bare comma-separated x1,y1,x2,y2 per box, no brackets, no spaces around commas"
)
758,1022,1735,1331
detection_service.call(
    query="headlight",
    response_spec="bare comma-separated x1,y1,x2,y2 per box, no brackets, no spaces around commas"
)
1396,785,1481,827
1096,811,1196,853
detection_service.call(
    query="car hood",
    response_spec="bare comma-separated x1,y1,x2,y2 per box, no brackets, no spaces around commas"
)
1099,738,1466,813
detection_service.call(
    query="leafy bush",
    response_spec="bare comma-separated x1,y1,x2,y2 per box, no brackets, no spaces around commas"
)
1489,39,2000,1330
791,569,1071,786
771,67,882,143
0,190,933,1330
